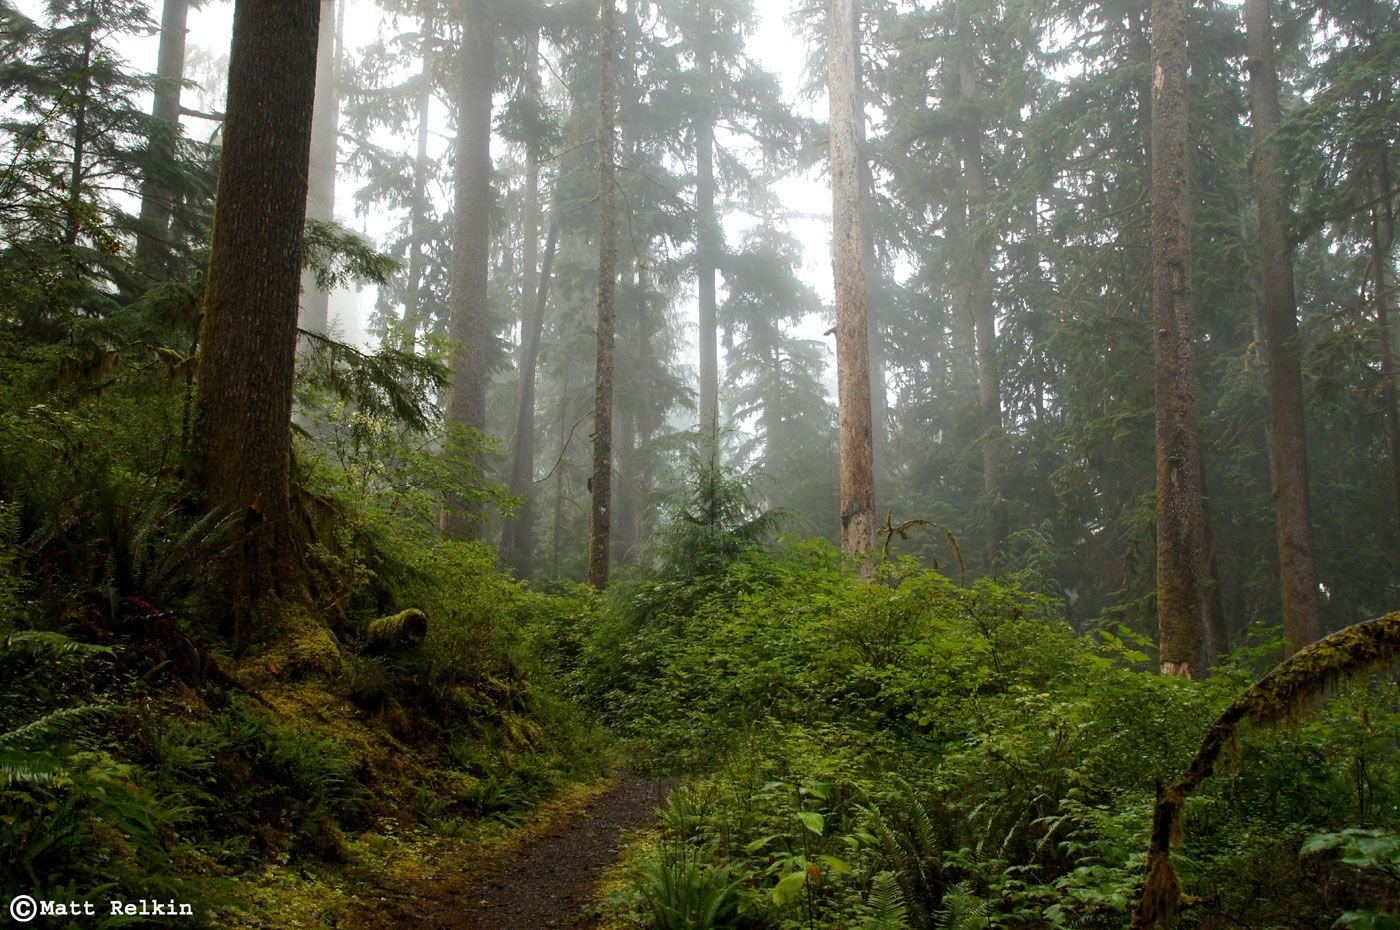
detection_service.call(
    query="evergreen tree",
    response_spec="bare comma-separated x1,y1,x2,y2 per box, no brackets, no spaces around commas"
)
194,0,322,634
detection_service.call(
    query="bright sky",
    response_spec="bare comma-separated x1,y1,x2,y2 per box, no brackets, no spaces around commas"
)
12,0,837,375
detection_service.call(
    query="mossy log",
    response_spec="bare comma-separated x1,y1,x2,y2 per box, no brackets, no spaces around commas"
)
365,609,428,655
1132,613,1400,929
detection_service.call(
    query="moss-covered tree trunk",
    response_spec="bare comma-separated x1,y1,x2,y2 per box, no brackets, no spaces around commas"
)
135,0,189,272
1245,0,1322,657
588,0,619,588
1150,0,1209,678
828,0,877,562
194,0,321,635
440,2,494,540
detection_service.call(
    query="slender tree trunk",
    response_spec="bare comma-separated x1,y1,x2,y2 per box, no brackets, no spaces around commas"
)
828,0,877,561
440,3,494,540
195,0,321,635
1150,0,1209,678
957,25,1007,568
1245,0,1322,656
499,34,546,576
1373,186,1400,539
589,0,619,588
63,27,94,248
502,214,560,577
851,0,887,484
136,0,189,271
299,0,339,338
696,6,719,431
403,6,434,348
553,356,573,579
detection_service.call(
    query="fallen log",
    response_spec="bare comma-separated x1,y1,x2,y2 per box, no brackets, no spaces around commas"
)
365,609,428,655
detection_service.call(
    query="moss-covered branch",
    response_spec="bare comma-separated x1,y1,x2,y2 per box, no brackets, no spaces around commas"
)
1132,613,1400,928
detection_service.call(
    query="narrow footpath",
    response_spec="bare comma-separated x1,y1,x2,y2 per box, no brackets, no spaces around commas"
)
347,773,669,930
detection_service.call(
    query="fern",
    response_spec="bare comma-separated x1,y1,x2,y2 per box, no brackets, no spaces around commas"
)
865,871,909,929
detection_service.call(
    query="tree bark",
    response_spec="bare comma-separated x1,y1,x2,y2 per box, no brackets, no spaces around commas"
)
194,0,321,636
136,0,189,272
299,0,339,338
827,0,877,561
1245,0,1322,657
1150,0,1209,678
440,2,494,540
589,0,619,588
851,0,887,485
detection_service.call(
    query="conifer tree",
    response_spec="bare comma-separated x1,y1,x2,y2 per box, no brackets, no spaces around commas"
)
194,0,321,631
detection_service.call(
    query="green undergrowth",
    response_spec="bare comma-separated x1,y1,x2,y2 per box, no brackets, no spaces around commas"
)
0,347,613,928
530,543,1400,929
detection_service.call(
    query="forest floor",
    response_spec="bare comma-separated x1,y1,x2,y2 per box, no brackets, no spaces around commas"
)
340,773,670,930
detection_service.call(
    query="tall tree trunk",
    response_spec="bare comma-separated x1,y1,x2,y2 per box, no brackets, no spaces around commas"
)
63,26,94,248
851,0,887,484
500,33,545,577
827,0,877,561
440,3,494,540
1150,0,1209,678
553,356,573,579
957,21,1007,568
403,5,435,348
299,0,339,338
502,214,560,577
589,0,619,588
696,1,719,431
1373,178,1400,540
1245,0,1322,656
136,0,189,272
195,0,321,636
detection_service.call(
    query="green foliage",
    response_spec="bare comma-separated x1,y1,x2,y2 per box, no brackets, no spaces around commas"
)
533,548,1400,930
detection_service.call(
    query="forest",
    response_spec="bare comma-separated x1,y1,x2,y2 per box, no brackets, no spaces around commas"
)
1,0,1398,927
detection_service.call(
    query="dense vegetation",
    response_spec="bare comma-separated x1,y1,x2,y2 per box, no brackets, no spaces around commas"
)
2,0,1399,927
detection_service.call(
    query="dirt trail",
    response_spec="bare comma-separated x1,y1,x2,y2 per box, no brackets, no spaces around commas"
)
348,774,669,930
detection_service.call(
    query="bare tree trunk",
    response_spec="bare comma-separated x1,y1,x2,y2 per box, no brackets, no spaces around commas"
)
63,26,94,248
403,5,434,348
502,214,560,577
851,0,886,485
1150,0,1209,678
553,356,573,579
299,0,339,338
957,22,1007,569
440,3,494,540
827,0,877,561
1373,181,1400,540
1245,0,1322,657
136,0,189,272
194,0,321,636
589,0,619,588
696,0,719,431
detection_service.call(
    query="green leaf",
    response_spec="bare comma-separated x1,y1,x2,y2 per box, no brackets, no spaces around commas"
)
797,810,825,835
771,869,807,906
